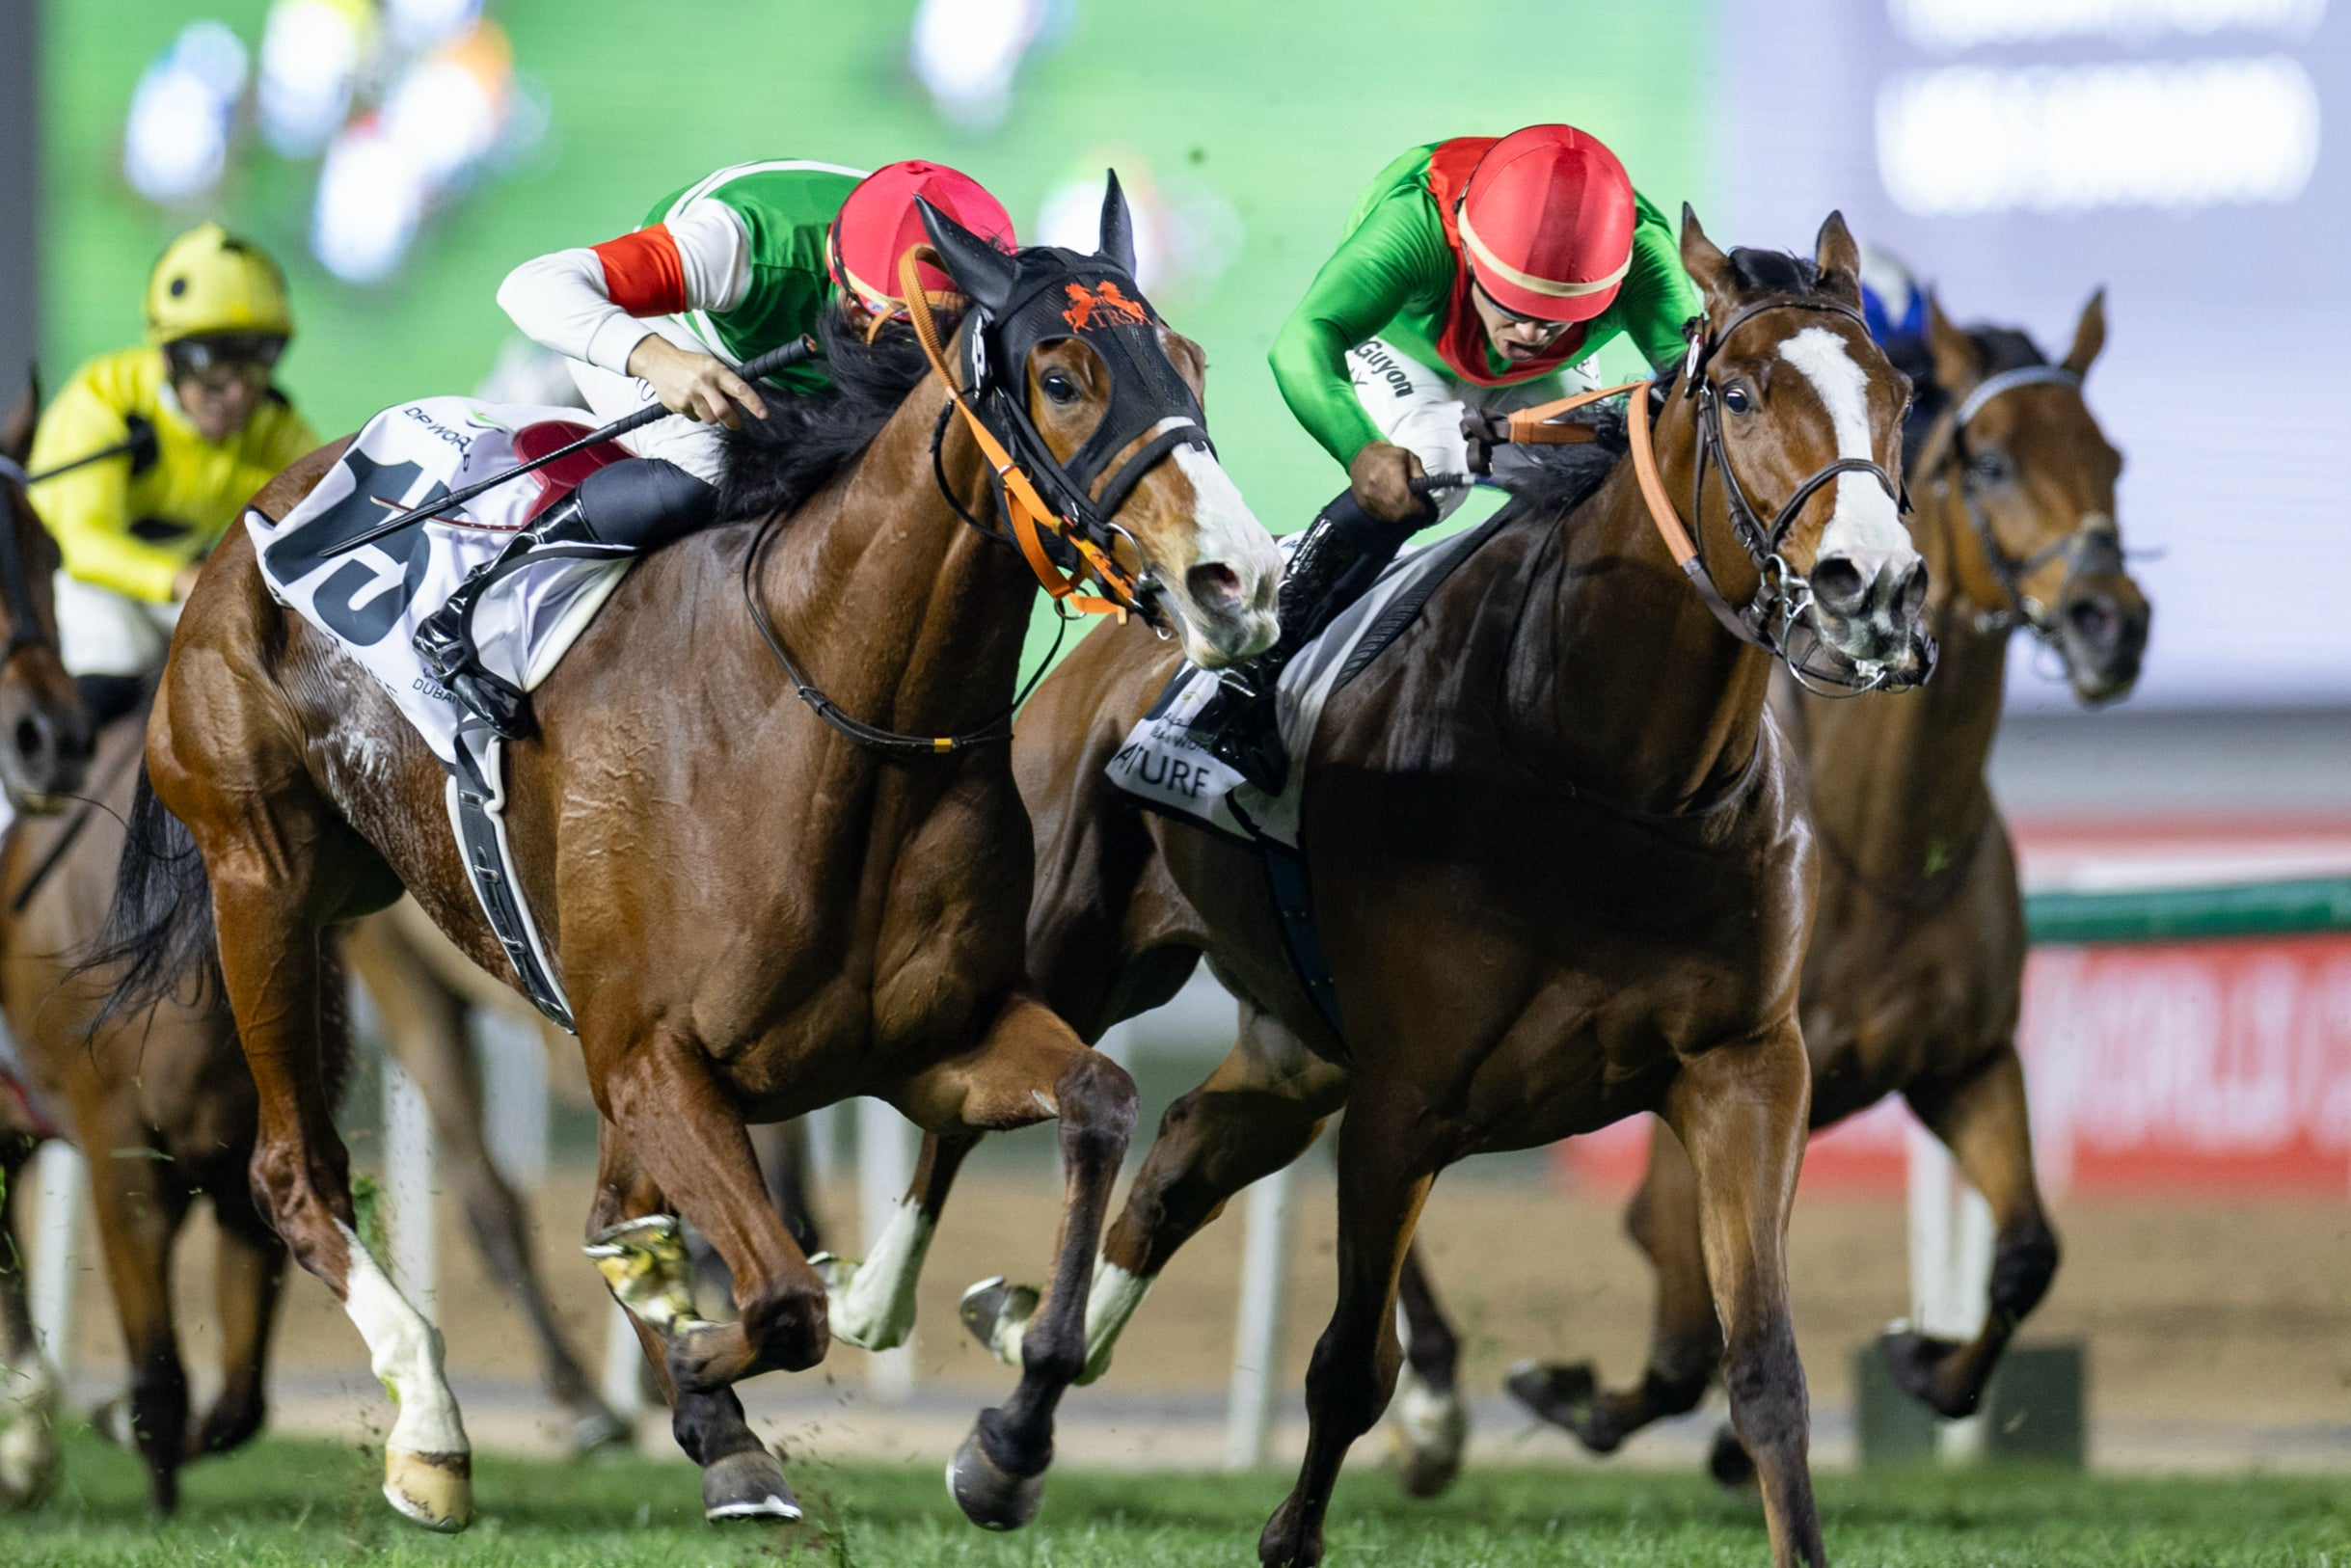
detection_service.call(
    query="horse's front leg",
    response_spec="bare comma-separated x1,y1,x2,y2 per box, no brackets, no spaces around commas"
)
1257,1082,1436,1568
0,1130,61,1510
586,1030,823,1522
898,993,1137,1531
1886,1042,2059,1418
1666,1027,1826,1568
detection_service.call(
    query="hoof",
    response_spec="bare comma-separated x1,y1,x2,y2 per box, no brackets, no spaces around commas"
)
958,1275,1038,1368
88,1392,137,1450
567,1403,635,1456
1879,1326,1980,1419
383,1447,473,1532
585,1215,702,1335
702,1446,800,1523
1388,1366,1467,1499
1707,1422,1758,1490
947,1422,1043,1531
1257,1492,1325,1567
1504,1359,1617,1454
0,1361,62,1511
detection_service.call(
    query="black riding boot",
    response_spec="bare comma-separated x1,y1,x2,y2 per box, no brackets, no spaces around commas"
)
413,493,604,740
414,458,718,740
1195,488,1428,793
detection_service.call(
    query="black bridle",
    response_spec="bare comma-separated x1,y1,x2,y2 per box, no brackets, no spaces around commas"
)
1938,363,2121,645
744,249,1215,762
1672,298,1921,695
0,457,60,663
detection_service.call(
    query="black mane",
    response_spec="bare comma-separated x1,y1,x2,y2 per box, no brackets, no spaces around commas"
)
715,306,936,522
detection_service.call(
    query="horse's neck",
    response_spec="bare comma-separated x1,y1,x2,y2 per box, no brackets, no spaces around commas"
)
761,379,1035,739
1795,481,2009,880
1514,425,1777,816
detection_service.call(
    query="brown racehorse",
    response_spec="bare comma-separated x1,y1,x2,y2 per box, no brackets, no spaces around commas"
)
1472,287,2148,1483
0,710,340,1516
92,186,1281,1531
969,211,1930,1568
0,376,103,1507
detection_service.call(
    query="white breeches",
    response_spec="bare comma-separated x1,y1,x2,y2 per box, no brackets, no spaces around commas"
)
1342,337,1603,518
55,572,180,677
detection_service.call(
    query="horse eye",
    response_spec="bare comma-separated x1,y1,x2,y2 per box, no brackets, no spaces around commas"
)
1972,450,2012,483
1723,385,1752,414
1041,372,1080,405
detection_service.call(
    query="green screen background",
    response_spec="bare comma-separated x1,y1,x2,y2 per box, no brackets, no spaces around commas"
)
43,0,1709,632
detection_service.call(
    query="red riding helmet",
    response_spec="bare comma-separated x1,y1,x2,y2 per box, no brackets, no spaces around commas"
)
1457,124,1637,324
829,159,1016,314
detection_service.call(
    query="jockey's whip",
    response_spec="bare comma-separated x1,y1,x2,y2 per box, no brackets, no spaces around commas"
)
21,416,160,486
322,334,820,559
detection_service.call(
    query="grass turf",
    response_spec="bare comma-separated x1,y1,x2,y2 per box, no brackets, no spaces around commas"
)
5,1426,2347,1566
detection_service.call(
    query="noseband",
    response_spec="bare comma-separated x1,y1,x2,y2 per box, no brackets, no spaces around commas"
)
1938,363,2118,643
0,457,57,663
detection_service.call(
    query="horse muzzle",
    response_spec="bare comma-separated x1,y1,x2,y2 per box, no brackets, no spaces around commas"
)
0,671,95,813
2056,576,2149,707
1804,547,1930,679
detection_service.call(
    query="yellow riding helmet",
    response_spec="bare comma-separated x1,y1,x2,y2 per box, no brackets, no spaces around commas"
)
144,224,296,346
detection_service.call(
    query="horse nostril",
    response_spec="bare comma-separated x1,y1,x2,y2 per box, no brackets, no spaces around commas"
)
2067,596,2119,649
1809,554,1866,613
1893,558,1928,622
14,714,48,768
1185,561,1244,613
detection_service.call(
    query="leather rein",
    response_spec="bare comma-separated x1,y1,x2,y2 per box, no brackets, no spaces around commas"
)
740,248,1203,761
0,457,60,663
1480,297,1911,696
1923,362,2117,645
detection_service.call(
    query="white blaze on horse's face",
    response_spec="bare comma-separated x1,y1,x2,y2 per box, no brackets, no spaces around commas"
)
1154,427,1281,667
1776,325,1925,665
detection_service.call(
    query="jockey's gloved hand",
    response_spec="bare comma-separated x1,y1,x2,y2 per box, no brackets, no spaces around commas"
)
1348,441,1427,525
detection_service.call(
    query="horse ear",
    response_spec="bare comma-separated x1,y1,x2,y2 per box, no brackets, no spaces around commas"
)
2063,287,2107,378
916,196,1018,315
1,365,39,466
1812,211,1862,305
1679,203,1738,320
1097,170,1138,277
1925,293,1979,395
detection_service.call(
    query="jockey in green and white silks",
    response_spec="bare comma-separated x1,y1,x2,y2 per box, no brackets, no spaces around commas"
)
1199,124,1702,790
415,159,1016,738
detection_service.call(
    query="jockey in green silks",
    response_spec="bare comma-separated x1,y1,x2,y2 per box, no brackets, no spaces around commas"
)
1200,124,1701,790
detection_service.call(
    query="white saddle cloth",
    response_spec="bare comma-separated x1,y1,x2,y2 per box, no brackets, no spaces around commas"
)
247,397,634,769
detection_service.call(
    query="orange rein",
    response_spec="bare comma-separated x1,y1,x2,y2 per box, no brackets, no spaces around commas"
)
1499,378,1709,579
897,246,1136,619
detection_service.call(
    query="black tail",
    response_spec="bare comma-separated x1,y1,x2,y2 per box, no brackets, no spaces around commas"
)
78,765,218,1029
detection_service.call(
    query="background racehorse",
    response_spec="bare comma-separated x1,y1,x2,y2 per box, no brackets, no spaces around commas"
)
1392,286,2151,1492
92,185,1280,1532
971,210,1929,1568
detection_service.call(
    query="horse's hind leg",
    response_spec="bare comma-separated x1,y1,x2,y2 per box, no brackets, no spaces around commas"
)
1884,1043,2057,1419
192,1167,286,1459
814,1128,974,1351
1666,1031,1824,1568
1506,1117,1722,1455
901,994,1135,1531
80,1129,195,1514
0,1131,61,1510
961,1000,1347,1387
197,822,472,1530
1257,1084,1435,1568
344,916,625,1451
1388,1245,1469,1498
